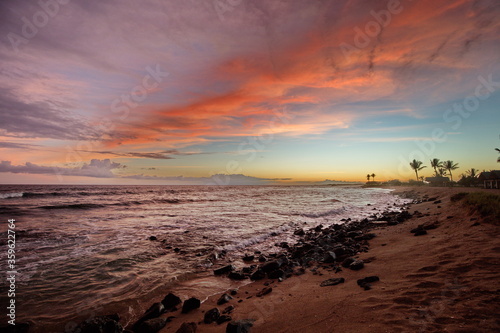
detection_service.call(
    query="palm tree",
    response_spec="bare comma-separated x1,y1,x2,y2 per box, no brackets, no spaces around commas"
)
496,148,500,162
409,159,426,181
430,158,443,177
466,168,478,178
443,160,459,181
438,167,447,177
371,173,376,182
366,174,371,182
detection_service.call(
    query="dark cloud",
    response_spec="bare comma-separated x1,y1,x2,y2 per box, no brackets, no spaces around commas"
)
0,159,122,178
76,149,209,160
0,88,102,140
0,141,40,149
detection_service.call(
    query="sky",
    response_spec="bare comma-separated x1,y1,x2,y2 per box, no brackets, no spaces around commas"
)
0,0,499,185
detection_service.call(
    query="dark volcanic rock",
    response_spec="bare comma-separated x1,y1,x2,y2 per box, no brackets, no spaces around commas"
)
0,323,30,333
341,257,356,268
181,297,201,314
217,315,232,325
250,269,266,280
242,254,255,262
217,293,233,305
357,276,379,290
322,251,337,263
228,271,247,280
226,319,254,333
294,228,305,236
162,293,182,310
149,236,157,241
175,322,197,333
258,254,267,262
214,265,235,275
267,269,284,279
222,305,235,314
262,260,280,272
349,260,365,270
135,318,168,333
74,315,123,333
256,287,273,297
320,277,345,287
141,302,165,321
204,308,221,324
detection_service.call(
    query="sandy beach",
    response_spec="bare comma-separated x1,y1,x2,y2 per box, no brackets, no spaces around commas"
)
150,187,499,333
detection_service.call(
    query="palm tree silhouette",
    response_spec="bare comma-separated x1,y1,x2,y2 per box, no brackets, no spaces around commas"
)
366,174,371,182
466,168,478,178
409,159,426,181
430,158,443,177
496,148,500,162
371,173,376,182
443,160,459,181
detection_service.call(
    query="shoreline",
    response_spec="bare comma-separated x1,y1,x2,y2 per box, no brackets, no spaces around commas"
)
6,186,499,332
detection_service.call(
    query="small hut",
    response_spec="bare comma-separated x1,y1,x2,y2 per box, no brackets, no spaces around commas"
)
478,170,500,189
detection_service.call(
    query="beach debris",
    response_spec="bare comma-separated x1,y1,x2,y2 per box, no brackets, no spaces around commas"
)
256,286,273,297
204,308,221,324
214,264,235,276
217,315,232,325
175,322,197,333
135,317,168,333
162,292,181,311
357,276,380,290
217,293,233,305
74,315,123,333
226,319,254,333
320,277,345,287
181,297,201,314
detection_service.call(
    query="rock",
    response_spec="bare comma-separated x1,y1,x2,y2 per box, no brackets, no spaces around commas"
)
433,200,442,204
0,322,30,333
222,305,235,314
214,265,235,275
135,318,167,333
267,269,284,279
181,298,201,314
322,251,336,263
349,260,364,270
243,254,254,262
258,254,267,262
217,315,232,325
230,289,238,295
162,293,182,310
204,308,221,324
320,277,345,287
341,257,356,268
174,248,180,252
262,260,280,272
217,293,233,305
149,236,157,241
143,302,165,320
226,319,254,333
294,228,305,236
175,322,197,333
228,271,247,280
75,315,123,333
411,227,427,236
357,276,379,290
250,269,266,280
256,287,273,297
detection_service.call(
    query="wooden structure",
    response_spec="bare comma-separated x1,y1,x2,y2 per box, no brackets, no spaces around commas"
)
478,170,500,189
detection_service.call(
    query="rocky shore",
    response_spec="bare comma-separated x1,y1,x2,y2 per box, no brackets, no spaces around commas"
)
5,187,499,332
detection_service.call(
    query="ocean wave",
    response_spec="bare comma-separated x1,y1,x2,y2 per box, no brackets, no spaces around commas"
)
38,203,106,210
215,223,295,252
0,192,24,199
301,206,347,218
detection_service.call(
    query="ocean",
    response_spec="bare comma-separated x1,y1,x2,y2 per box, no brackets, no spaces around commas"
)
0,185,410,331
